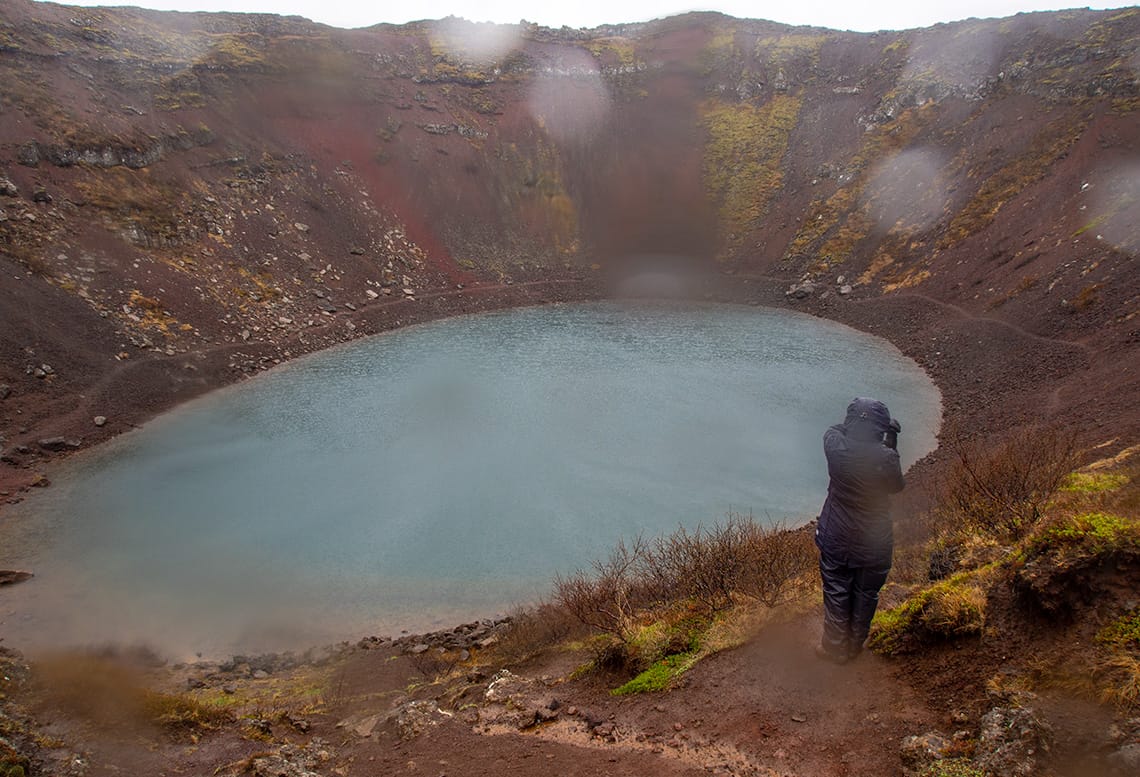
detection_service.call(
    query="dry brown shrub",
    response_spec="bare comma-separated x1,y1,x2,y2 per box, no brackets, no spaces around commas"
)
938,426,1079,540
404,647,465,680
554,515,818,646
554,536,653,642
494,601,585,665
641,519,752,612
739,523,818,606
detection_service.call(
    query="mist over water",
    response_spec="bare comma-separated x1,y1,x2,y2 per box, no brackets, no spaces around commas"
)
0,303,940,658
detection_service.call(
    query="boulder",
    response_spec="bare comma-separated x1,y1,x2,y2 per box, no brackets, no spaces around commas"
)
1109,743,1140,773
785,280,818,299
17,143,39,166
246,744,328,777
351,713,382,738
975,699,1052,777
38,437,81,451
385,700,452,740
0,384,10,400
0,570,33,586
0,178,18,197
900,732,952,775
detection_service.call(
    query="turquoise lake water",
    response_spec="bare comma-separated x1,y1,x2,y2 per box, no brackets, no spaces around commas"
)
0,302,940,658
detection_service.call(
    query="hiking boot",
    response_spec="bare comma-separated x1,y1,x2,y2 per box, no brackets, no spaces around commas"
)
814,644,848,665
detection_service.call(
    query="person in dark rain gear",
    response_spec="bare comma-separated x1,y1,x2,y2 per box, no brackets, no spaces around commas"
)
815,397,904,664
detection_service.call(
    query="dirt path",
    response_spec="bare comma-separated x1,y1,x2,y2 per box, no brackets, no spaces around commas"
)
884,291,1097,359
291,613,938,777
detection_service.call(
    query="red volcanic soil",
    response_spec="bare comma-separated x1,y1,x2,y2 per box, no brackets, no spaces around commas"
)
14,604,1114,777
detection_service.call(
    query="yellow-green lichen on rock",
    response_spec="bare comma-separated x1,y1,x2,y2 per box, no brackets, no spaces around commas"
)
784,105,931,274
700,94,801,259
938,114,1089,249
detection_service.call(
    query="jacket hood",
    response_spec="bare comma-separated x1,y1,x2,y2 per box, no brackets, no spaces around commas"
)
844,397,893,441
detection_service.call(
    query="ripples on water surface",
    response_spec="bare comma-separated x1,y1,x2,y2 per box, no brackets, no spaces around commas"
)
0,302,941,657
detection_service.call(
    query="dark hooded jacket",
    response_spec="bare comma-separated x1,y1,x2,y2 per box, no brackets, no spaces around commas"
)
815,398,905,567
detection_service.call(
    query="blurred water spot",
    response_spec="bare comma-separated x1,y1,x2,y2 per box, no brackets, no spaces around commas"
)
430,17,522,65
1085,160,1139,256
864,148,948,234
527,50,611,144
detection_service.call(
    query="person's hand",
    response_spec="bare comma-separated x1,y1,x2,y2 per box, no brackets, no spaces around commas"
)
884,418,900,450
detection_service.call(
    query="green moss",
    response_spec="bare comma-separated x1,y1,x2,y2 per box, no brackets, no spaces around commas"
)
939,115,1088,249
628,613,707,663
918,759,986,777
202,33,271,70
1060,472,1129,493
754,34,828,66
1097,608,1140,651
1027,512,1138,557
868,567,993,654
701,94,802,259
883,38,908,55
1112,97,1140,114
612,652,698,695
784,106,930,270
585,38,639,68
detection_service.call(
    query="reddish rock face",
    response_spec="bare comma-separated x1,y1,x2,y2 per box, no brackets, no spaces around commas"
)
0,1,1137,486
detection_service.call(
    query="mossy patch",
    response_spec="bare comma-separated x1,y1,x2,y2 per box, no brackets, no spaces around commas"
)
611,652,698,695
868,566,994,655
701,94,802,259
938,115,1088,249
1097,608,1140,651
784,106,930,272
1026,512,1139,558
699,27,739,75
753,34,828,67
584,37,639,69
201,33,271,70
1061,472,1129,493
918,759,987,777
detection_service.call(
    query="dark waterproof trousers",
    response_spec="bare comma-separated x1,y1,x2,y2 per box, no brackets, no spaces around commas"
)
819,551,891,659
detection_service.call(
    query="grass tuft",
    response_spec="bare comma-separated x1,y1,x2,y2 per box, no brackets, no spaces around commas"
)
868,567,993,654
1060,471,1129,493
1025,512,1139,558
611,652,698,695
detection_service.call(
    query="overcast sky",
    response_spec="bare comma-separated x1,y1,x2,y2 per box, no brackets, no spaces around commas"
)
43,1,1135,33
